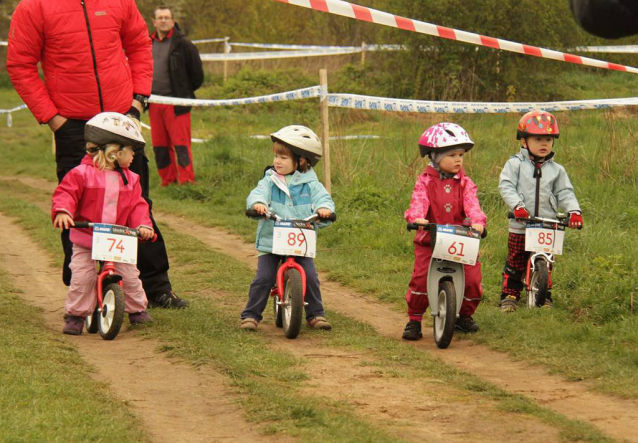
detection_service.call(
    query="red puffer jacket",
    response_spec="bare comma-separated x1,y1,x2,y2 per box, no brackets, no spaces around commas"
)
7,0,152,124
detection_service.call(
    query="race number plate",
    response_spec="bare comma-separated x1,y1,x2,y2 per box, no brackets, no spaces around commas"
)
432,225,481,266
91,224,138,264
272,221,317,258
524,222,565,255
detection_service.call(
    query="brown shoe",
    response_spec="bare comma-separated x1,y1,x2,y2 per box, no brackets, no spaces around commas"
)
239,318,259,331
307,316,332,330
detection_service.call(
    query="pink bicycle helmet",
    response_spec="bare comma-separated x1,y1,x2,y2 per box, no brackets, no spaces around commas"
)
516,110,559,140
417,122,474,157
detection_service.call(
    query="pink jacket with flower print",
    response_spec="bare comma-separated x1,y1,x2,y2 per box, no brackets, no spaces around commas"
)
52,155,152,249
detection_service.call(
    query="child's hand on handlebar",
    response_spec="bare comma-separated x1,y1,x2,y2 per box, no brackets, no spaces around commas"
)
471,224,484,235
316,208,332,219
568,212,583,229
514,204,530,219
53,213,74,230
252,203,268,215
138,227,155,240
415,218,428,231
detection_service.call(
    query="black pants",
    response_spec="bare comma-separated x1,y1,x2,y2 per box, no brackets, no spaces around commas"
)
54,119,171,300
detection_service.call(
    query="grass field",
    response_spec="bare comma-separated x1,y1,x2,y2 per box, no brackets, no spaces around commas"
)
1,67,637,440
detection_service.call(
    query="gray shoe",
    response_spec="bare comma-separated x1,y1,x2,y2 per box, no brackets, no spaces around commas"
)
129,311,153,325
149,291,189,309
63,315,84,335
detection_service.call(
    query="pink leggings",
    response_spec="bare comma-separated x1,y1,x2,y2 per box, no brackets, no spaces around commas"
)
65,245,148,317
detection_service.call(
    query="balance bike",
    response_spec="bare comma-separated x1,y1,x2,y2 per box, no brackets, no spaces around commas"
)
247,209,336,339
73,222,150,340
508,212,570,308
407,222,485,349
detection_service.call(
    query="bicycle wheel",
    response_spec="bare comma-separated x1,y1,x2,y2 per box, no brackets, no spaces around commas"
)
99,283,125,340
273,292,283,328
282,269,303,339
433,280,456,349
85,307,99,334
529,258,549,308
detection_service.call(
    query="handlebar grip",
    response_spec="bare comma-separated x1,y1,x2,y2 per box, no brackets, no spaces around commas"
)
507,211,515,220
319,212,337,222
407,223,429,231
245,209,261,218
481,227,488,239
73,221,90,229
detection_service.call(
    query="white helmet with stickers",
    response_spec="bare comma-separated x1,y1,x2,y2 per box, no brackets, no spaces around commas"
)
85,112,146,151
270,125,322,166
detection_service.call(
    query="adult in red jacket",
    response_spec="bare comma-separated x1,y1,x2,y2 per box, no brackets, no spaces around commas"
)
7,0,188,308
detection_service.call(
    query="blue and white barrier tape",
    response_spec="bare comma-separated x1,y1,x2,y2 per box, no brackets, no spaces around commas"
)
0,41,7,46
191,38,228,44
327,93,638,113
230,42,361,51
200,47,362,61
250,134,380,140
148,86,322,107
575,45,638,54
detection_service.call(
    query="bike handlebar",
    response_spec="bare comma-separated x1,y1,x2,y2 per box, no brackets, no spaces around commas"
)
245,208,337,222
507,211,569,227
407,222,487,239
71,222,157,242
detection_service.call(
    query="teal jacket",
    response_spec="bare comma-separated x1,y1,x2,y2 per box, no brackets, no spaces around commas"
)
247,168,335,253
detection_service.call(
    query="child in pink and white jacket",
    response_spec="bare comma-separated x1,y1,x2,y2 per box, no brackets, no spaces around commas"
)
52,112,155,335
402,123,487,341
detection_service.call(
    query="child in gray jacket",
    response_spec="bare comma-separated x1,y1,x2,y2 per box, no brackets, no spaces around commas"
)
499,111,583,312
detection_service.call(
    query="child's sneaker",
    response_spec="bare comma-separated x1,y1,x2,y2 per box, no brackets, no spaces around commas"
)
129,311,153,325
402,320,422,340
500,295,518,313
455,315,479,333
541,298,553,309
307,316,332,330
63,315,84,335
239,318,259,331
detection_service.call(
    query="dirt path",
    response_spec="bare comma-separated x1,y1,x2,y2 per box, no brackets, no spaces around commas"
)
0,210,283,443
6,175,638,442
154,211,638,443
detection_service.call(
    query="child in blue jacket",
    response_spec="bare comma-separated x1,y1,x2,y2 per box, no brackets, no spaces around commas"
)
240,125,335,331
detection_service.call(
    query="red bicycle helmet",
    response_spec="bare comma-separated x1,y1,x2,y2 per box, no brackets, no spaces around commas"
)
516,110,559,140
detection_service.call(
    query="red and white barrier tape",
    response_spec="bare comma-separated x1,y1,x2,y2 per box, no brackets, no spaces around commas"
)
274,0,638,74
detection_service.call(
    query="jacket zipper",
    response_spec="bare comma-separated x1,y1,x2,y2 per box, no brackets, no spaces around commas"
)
533,161,542,217
81,0,104,112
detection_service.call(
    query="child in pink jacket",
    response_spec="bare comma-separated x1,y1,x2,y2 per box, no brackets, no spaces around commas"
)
52,112,155,335
403,123,487,340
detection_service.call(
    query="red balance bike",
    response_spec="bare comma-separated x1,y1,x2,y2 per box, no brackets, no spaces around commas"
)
246,209,336,339
72,222,154,340
507,212,572,308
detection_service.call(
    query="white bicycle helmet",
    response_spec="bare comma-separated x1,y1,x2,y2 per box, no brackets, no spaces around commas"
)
85,112,146,151
418,122,474,157
270,125,322,166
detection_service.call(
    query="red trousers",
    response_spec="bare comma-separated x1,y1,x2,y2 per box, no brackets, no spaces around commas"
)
148,104,195,185
406,242,483,322
502,232,552,299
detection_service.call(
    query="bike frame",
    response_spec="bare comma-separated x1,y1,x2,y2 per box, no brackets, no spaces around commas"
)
427,258,465,318
96,261,124,309
524,251,554,290
271,257,307,302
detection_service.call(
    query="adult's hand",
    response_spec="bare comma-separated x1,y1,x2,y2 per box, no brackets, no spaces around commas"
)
47,115,68,132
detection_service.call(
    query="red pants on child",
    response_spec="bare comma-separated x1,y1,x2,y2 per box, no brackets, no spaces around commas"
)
405,242,483,322
148,103,195,186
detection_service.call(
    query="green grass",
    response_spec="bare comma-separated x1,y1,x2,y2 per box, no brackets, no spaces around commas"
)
0,270,149,442
0,184,618,443
0,67,637,398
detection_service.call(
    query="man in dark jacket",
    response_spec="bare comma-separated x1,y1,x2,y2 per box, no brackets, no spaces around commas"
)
7,0,188,309
571,0,638,38
149,6,204,186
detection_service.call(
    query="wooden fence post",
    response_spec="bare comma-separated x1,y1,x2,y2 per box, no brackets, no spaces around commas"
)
361,42,366,65
320,68,331,194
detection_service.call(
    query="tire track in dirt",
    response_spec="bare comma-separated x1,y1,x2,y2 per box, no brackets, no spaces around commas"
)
7,175,638,442
0,210,286,443
153,211,638,443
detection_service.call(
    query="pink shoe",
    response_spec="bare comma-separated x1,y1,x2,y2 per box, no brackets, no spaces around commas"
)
63,315,84,335
129,311,153,325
